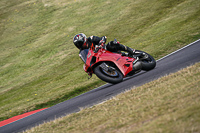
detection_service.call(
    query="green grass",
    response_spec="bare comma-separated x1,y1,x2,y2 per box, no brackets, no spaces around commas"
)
0,0,200,121
25,62,200,133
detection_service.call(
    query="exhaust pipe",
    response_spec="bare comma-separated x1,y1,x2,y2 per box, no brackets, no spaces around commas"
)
133,61,142,71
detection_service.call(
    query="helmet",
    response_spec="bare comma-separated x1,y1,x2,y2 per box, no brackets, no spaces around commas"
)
73,33,87,49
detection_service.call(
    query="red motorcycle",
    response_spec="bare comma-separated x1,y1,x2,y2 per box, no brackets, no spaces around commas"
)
79,39,156,84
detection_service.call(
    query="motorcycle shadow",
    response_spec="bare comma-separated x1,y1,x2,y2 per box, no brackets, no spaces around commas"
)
123,70,147,82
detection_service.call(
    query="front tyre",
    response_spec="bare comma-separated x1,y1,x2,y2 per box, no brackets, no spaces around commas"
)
135,50,156,71
94,63,123,84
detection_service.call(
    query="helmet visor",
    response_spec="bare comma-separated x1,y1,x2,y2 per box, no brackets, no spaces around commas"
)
76,41,84,49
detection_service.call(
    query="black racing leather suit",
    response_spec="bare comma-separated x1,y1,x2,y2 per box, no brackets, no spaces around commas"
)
81,36,134,55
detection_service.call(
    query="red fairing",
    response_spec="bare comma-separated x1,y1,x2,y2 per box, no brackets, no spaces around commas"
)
84,46,136,77
79,42,156,84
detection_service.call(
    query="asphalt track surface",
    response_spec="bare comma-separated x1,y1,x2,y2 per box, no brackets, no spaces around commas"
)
1,39,200,133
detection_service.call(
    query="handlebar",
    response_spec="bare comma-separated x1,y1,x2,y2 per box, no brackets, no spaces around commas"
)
94,47,101,53
94,42,105,53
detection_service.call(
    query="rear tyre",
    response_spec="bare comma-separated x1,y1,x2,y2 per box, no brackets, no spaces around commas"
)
135,50,156,71
94,63,123,84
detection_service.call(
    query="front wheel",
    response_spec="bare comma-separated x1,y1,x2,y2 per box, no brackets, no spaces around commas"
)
135,50,156,71
94,63,123,84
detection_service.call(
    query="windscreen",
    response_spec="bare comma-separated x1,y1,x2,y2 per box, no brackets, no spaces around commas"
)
79,49,89,63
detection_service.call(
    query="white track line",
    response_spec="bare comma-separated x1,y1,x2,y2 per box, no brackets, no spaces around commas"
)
156,39,200,62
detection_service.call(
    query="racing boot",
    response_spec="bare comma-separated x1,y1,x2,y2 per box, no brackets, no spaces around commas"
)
119,44,135,56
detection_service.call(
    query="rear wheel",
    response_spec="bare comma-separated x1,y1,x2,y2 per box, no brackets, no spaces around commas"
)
94,62,123,84
135,50,156,71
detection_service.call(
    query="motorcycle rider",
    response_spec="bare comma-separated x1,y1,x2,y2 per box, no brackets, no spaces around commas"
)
73,33,135,56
